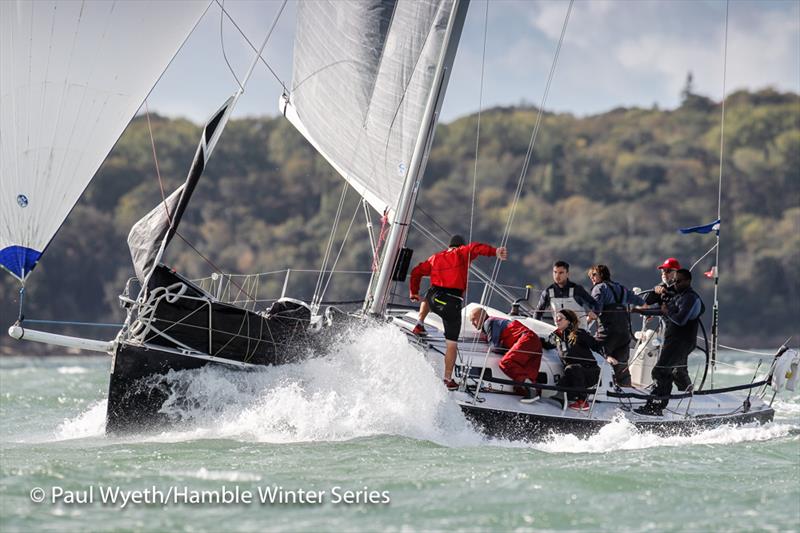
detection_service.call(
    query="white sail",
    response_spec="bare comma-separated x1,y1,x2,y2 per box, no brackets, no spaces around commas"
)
282,0,457,220
0,0,209,281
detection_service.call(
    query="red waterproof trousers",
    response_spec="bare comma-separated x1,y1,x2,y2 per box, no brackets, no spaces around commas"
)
497,320,543,385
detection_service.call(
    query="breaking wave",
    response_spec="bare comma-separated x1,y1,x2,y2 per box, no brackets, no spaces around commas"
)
56,366,90,375
529,413,797,454
55,400,107,440
57,324,482,446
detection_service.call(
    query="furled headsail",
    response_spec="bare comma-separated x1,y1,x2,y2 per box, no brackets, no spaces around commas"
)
0,0,209,281
128,97,234,284
281,0,460,220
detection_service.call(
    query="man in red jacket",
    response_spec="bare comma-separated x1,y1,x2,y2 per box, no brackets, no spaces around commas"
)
469,306,542,399
409,235,508,390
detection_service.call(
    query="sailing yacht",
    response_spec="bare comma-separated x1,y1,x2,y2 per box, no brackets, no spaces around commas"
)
2,0,794,437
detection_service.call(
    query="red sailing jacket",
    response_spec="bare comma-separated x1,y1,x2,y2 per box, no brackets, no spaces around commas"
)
483,318,541,353
409,242,497,295
482,317,543,383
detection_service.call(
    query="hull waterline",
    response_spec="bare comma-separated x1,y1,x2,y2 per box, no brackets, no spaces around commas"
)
458,399,775,441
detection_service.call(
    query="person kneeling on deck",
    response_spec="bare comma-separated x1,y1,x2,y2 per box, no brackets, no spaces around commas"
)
469,307,542,400
409,235,508,391
541,309,602,411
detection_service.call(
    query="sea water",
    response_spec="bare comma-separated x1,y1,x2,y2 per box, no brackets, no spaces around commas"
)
1,325,798,532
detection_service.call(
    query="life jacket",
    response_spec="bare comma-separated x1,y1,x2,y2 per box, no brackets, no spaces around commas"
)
662,288,705,352
548,287,589,329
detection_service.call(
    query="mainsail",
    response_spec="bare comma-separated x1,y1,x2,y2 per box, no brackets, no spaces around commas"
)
282,0,461,220
0,0,209,281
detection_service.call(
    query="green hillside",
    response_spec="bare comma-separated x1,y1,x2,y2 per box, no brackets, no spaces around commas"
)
1,88,798,350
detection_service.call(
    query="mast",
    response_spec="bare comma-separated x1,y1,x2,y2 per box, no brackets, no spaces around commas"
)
366,0,470,316
710,0,731,388
709,226,721,388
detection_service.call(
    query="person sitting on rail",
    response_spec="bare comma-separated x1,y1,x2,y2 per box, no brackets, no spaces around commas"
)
541,309,602,411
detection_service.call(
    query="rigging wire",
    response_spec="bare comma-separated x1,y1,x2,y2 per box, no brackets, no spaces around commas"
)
717,345,778,357
213,0,289,94
482,0,574,307
363,200,378,259
143,101,172,224
416,206,454,238
466,1,492,399
219,0,243,90
466,0,490,304
318,199,364,307
311,183,350,313
689,242,718,272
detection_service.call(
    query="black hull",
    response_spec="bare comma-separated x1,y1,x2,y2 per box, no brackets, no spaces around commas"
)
107,265,315,434
459,402,775,441
137,266,311,365
107,340,311,434
107,343,212,433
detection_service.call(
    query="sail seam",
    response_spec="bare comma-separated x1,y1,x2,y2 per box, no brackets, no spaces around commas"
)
380,1,447,175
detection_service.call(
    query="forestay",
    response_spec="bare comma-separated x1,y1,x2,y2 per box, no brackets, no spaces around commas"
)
282,0,457,220
0,0,209,281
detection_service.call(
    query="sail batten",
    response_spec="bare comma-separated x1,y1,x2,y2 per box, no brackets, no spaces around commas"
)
284,0,458,218
0,0,209,281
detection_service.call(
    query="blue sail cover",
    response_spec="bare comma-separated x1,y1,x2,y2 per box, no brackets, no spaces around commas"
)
0,247,42,280
0,1,208,281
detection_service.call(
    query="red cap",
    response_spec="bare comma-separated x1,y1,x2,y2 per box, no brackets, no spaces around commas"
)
657,258,681,270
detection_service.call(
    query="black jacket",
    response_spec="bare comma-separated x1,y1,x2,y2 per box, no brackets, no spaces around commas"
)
542,326,601,368
643,282,676,306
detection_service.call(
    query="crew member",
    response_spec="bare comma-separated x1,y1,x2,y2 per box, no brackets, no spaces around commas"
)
409,235,508,390
643,257,681,306
587,264,643,387
469,307,541,400
541,309,602,410
634,268,705,416
533,260,598,329
635,257,692,391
